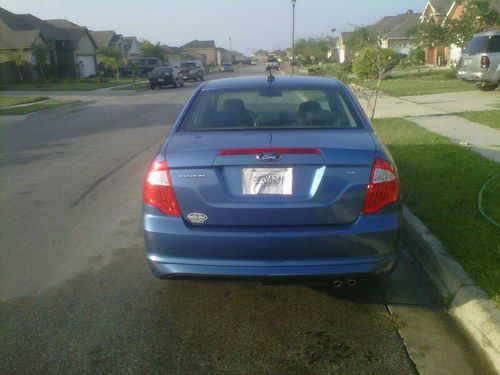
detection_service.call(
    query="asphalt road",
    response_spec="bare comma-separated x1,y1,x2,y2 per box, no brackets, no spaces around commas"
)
0,66,487,374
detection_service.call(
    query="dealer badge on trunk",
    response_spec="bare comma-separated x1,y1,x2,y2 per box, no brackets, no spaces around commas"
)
187,213,208,224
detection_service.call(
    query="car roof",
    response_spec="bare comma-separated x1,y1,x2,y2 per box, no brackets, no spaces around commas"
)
474,29,500,37
201,75,345,91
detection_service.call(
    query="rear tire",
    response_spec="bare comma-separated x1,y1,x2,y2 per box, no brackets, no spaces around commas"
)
149,84,155,90
200,75,204,81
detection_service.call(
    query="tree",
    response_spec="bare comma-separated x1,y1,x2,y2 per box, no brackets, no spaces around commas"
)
139,41,168,63
345,27,380,54
97,47,121,79
448,0,499,49
98,55,120,79
352,47,397,120
13,48,25,82
407,18,450,49
294,38,331,65
32,43,48,78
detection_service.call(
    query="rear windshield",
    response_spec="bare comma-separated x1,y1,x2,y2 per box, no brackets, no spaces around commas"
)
152,67,173,73
182,62,196,68
179,88,362,131
465,36,490,54
486,35,500,52
267,58,278,62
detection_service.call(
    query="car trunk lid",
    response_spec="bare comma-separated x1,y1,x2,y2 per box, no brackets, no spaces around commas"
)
165,130,376,226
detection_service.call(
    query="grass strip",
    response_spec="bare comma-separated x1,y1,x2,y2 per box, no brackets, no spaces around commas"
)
457,109,500,130
373,118,500,305
0,79,137,92
0,99,77,115
0,96,48,107
360,77,475,96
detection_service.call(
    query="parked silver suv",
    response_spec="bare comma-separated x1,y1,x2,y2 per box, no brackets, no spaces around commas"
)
457,29,500,91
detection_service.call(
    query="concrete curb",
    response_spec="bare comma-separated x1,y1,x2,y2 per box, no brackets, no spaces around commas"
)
403,205,500,373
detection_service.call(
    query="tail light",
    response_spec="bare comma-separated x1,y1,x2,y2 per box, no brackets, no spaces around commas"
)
143,159,180,216
480,55,490,69
362,158,400,215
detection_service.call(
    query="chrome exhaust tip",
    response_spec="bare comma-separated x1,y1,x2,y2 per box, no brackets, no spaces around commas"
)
332,280,343,288
346,279,357,287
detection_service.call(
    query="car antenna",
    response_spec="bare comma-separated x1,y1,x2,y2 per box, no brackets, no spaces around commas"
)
267,67,275,82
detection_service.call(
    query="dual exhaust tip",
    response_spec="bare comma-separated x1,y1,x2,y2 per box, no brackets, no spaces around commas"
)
332,279,357,288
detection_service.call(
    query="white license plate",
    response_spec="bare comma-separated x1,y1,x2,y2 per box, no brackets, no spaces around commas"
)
158,78,164,82
183,75,188,79
242,168,293,195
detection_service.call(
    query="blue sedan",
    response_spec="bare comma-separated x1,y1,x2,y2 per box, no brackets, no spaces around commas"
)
143,75,401,283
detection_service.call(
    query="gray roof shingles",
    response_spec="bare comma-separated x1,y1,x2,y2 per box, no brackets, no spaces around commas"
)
180,39,216,49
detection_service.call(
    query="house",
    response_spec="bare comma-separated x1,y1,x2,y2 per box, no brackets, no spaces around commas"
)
160,45,205,66
90,30,125,57
123,36,141,59
253,49,268,62
420,0,457,65
327,37,339,60
0,7,76,77
419,0,499,66
180,40,217,66
0,22,48,82
46,19,98,77
367,11,422,56
337,32,354,63
216,47,232,65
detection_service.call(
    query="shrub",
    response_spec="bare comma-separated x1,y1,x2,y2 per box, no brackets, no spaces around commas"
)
352,47,397,80
409,47,425,66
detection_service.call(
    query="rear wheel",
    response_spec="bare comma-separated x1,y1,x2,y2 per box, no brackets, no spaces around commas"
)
149,84,155,90
200,74,204,81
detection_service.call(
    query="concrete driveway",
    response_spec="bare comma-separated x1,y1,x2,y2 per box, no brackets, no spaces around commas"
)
0,67,489,374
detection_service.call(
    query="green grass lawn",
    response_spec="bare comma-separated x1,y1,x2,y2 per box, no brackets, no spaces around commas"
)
0,95,49,107
373,118,500,305
357,69,476,96
0,78,136,92
457,109,500,130
0,99,77,115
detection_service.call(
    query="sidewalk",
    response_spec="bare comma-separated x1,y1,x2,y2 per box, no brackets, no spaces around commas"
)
407,115,500,163
355,89,500,163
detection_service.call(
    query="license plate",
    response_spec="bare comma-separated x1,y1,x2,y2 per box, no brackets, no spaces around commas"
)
183,75,188,79
242,168,293,195
158,78,164,82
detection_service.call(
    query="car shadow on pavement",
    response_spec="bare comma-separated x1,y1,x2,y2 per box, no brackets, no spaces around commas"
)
0,243,416,375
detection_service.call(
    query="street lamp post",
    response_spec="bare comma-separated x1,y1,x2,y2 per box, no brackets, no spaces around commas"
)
291,0,296,74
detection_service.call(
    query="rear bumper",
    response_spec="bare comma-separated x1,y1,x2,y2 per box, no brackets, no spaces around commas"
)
457,70,499,84
144,205,401,279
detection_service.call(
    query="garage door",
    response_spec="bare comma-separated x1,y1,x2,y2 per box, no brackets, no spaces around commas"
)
78,55,96,77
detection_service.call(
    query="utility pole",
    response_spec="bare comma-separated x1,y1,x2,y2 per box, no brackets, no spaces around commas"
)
291,0,296,75
229,37,232,62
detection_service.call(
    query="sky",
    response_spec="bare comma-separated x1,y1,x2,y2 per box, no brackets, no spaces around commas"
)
0,0,428,55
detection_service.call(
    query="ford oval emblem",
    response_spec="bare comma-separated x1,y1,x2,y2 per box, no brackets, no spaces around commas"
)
256,152,281,162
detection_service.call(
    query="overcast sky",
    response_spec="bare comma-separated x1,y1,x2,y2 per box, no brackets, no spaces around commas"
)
1,0,428,55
